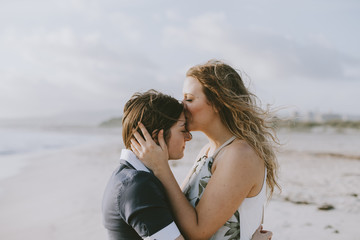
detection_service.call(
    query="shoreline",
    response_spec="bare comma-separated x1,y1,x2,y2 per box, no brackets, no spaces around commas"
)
0,129,359,239
0,126,122,181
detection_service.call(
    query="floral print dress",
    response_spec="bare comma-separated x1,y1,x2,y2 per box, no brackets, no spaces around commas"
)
182,136,266,240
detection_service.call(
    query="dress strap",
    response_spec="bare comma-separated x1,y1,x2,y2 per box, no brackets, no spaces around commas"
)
211,136,237,159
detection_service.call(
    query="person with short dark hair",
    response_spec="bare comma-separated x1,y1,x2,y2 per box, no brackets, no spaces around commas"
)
102,90,191,240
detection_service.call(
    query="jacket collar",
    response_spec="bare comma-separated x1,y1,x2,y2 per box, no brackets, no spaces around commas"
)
120,149,151,173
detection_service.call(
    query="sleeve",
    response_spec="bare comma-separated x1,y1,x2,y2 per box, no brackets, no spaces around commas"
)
119,172,181,240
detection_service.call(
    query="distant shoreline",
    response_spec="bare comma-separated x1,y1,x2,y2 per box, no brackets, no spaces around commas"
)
274,119,360,131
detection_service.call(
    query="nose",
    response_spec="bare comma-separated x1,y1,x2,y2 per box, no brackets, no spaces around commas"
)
184,131,192,141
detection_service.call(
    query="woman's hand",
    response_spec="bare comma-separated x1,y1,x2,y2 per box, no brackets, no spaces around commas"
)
252,225,272,240
130,122,169,174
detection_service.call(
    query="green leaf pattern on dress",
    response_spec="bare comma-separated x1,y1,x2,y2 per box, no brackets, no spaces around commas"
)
224,210,240,240
198,176,210,196
182,155,241,239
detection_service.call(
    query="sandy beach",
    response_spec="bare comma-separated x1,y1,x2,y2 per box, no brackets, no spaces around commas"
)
0,127,359,240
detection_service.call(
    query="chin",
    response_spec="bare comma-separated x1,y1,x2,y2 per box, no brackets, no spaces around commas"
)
169,154,184,160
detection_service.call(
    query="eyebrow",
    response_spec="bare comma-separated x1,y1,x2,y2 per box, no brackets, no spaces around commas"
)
178,120,186,126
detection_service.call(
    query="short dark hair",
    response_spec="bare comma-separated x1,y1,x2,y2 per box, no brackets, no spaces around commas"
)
122,89,184,149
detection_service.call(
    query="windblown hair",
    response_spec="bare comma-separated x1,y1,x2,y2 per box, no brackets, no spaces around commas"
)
186,60,280,197
122,89,184,149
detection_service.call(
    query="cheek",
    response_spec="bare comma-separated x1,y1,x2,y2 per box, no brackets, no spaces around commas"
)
174,135,184,149
167,135,184,158
191,103,211,120
168,135,182,149
187,103,203,117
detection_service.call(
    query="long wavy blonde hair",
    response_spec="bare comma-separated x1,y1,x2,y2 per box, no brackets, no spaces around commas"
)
186,59,280,197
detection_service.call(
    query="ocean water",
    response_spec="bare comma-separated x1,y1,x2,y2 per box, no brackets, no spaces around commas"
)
1,128,91,156
278,128,360,156
0,126,121,180
1,126,359,181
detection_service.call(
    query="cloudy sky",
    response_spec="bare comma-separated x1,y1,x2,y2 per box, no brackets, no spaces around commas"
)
1,0,359,119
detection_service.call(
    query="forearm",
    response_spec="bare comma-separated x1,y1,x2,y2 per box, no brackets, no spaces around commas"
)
155,164,208,239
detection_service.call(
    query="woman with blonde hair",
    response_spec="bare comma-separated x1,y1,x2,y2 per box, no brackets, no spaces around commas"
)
131,60,279,239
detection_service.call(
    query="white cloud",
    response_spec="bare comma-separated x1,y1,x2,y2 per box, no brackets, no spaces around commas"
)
162,12,227,50
0,24,160,118
163,12,360,83
0,0,359,118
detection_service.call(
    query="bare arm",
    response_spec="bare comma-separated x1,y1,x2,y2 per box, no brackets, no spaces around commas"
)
131,123,263,240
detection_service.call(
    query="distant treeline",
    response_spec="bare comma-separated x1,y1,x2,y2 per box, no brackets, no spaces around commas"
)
99,117,122,128
99,116,360,130
273,118,360,130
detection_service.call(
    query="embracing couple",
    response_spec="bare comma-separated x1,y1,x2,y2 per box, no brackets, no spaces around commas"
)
102,60,280,240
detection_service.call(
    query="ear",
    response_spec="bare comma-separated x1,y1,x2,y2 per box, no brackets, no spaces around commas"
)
207,100,219,113
212,105,219,113
151,129,159,145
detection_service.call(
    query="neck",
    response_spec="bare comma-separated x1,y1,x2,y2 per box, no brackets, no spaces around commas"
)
202,118,234,155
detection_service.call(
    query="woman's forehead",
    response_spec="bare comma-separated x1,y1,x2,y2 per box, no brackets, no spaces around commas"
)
183,76,202,94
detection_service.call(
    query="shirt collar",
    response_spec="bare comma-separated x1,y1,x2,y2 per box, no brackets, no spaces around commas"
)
120,149,151,173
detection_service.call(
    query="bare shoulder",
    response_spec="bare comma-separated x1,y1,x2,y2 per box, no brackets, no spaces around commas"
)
231,139,257,156
210,139,264,198
214,139,262,171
